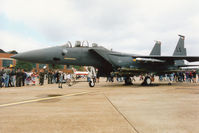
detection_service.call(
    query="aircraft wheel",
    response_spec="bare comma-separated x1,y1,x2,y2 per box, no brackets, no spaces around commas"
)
146,77,152,85
89,81,95,87
142,76,151,86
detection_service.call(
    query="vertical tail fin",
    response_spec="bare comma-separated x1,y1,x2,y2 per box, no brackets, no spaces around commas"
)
173,35,187,56
173,35,187,65
150,41,161,55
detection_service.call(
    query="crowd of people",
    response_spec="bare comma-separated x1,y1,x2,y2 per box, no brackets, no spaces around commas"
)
0,68,73,88
158,71,199,83
1,67,199,88
106,70,199,84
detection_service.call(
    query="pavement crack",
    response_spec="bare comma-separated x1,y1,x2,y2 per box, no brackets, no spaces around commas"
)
103,93,140,133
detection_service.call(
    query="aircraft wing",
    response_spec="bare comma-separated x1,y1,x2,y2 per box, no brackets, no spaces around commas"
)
133,56,199,62
110,52,199,62
177,64,199,67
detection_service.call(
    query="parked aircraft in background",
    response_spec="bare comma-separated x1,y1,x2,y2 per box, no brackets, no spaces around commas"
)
12,35,199,87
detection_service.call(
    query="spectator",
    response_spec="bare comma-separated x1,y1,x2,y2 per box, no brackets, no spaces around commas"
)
189,72,193,83
0,69,4,88
55,71,59,83
31,72,37,86
21,69,27,86
47,70,53,84
192,70,197,83
16,69,22,87
185,72,190,82
58,71,64,88
4,70,10,88
26,72,32,85
10,69,16,87
39,69,45,86
198,72,199,82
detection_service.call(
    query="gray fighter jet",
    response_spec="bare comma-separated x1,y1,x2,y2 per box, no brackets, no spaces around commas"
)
12,35,199,87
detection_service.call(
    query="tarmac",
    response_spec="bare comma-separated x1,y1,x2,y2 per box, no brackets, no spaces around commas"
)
0,78,199,133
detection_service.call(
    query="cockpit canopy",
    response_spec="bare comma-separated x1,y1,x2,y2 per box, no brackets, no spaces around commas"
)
63,41,99,48
75,41,81,47
92,43,98,47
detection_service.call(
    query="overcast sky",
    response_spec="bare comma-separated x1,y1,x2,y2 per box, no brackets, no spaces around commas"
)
0,0,199,56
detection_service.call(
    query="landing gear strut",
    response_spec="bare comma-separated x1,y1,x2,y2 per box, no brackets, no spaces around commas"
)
124,77,132,85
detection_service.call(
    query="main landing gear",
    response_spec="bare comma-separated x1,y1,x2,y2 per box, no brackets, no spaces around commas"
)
124,75,153,86
141,76,152,86
124,77,133,85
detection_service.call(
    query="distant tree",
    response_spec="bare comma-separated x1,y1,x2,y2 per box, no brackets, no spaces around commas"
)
15,60,33,71
49,64,64,70
72,65,84,71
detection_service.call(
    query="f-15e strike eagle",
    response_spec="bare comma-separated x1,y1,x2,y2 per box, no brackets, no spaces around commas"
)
12,35,199,87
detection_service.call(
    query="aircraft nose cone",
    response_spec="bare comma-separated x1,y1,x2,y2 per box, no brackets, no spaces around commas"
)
10,46,62,63
11,54,24,60
11,50,44,63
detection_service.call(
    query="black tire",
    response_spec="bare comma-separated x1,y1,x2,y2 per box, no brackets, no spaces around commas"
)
89,81,95,87
142,76,151,86
145,77,152,85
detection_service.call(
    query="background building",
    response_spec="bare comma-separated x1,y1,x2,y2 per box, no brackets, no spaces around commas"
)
0,49,17,69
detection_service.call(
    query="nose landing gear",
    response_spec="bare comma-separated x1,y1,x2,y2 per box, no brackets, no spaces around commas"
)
89,78,95,87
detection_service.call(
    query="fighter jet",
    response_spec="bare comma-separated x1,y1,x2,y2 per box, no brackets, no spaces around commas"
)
12,35,199,87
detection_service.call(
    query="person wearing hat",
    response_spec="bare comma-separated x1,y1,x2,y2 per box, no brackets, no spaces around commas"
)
10,69,16,87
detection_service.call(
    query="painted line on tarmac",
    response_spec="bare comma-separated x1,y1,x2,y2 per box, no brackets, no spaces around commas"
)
0,91,92,108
